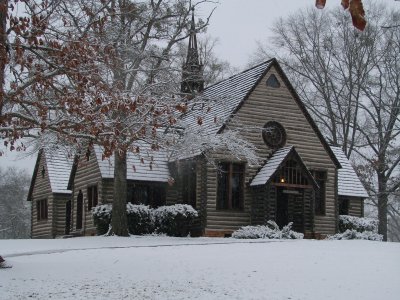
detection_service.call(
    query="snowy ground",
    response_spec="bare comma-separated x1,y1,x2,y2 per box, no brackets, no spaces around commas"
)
1,237,399,300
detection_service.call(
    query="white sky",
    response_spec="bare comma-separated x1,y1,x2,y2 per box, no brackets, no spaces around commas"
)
0,0,397,174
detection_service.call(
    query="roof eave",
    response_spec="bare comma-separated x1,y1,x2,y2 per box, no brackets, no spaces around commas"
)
27,150,42,202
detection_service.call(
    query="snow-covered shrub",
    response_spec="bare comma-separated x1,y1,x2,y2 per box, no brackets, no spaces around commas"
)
92,204,112,235
339,215,378,233
126,203,154,235
232,221,304,239
327,229,383,241
153,204,198,237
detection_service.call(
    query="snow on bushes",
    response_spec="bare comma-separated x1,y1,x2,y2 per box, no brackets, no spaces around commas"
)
126,203,154,235
232,221,304,240
153,204,199,237
92,203,198,237
327,229,383,241
92,204,112,235
327,215,382,241
338,215,378,233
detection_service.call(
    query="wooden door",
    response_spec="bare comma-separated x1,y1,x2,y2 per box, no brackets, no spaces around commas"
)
65,200,71,235
276,188,289,228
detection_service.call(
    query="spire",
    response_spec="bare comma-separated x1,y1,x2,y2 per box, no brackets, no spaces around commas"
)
181,7,204,94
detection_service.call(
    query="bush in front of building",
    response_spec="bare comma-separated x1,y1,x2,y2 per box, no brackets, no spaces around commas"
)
92,203,198,237
327,215,382,241
327,229,383,241
232,221,304,239
338,215,378,233
126,203,154,235
153,204,199,237
92,204,112,235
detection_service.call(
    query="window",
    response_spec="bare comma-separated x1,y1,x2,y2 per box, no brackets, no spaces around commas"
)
339,198,350,215
266,74,281,88
36,199,48,221
129,184,166,208
182,162,197,208
41,166,46,178
87,185,98,211
313,170,327,215
217,162,244,210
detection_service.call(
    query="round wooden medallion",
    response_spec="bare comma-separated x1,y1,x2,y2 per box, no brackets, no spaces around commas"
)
262,121,286,148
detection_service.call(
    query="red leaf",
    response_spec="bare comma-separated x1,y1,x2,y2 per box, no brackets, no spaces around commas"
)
349,0,366,31
315,0,326,9
197,117,203,126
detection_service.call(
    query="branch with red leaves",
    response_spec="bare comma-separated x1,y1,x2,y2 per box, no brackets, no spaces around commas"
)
316,0,366,30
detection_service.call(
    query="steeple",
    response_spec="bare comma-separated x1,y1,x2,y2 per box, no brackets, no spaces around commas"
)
181,8,204,94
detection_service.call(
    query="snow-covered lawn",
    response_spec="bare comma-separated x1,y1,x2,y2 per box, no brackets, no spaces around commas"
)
1,237,399,300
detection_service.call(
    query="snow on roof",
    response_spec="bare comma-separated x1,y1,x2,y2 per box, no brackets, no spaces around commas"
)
94,144,170,183
330,147,369,198
44,149,74,194
181,60,273,136
250,146,293,187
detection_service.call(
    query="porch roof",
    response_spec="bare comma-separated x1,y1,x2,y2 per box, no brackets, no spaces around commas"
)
330,147,369,198
250,146,318,188
94,144,170,183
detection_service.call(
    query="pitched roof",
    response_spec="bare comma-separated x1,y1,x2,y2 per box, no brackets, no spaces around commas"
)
250,146,293,186
28,149,73,201
44,150,74,194
179,59,341,169
250,146,318,188
94,144,170,183
181,60,273,136
330,147,369,198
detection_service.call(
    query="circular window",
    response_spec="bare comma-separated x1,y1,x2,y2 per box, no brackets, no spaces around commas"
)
262,121,286,148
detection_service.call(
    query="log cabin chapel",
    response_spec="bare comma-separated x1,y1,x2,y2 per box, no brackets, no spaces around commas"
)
27,11,368,239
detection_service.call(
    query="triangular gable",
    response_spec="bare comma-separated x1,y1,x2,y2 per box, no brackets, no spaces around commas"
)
179,59,341,169
94,144,170,183
27,149,73,201
250,146,318,188
330,147,369,198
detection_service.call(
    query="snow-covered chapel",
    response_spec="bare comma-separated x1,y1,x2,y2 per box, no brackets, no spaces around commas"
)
27,11,368,239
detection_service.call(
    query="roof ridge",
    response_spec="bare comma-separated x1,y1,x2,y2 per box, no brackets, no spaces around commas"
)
204,58,274,91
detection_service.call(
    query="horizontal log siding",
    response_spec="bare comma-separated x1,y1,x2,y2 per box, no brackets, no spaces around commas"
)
31,155,54,238
348,197,364,217
53,196,73,236
205,162,251,232
208,66,337,235
70,150,103,236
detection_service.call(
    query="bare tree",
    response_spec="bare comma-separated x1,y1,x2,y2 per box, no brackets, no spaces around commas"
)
0,166,31,239
257,3,399,240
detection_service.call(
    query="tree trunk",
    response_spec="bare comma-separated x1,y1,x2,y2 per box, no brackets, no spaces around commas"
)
0,0,8,116
377,172,388,241
111,150,129,236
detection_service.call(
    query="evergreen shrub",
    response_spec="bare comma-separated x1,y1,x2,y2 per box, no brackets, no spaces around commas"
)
92,204,112,235
126,203,154,235
338,215,378,233
153,204,198,237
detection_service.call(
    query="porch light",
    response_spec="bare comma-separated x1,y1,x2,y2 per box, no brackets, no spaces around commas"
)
280,177,285,183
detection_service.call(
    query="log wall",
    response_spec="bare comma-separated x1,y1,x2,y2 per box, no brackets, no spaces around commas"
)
205,66,338,236
31,154,54,238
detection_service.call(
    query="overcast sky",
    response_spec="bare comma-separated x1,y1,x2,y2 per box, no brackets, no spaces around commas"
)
1,0,397,174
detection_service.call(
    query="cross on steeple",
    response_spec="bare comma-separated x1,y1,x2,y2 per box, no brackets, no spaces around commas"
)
181,7,204,94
